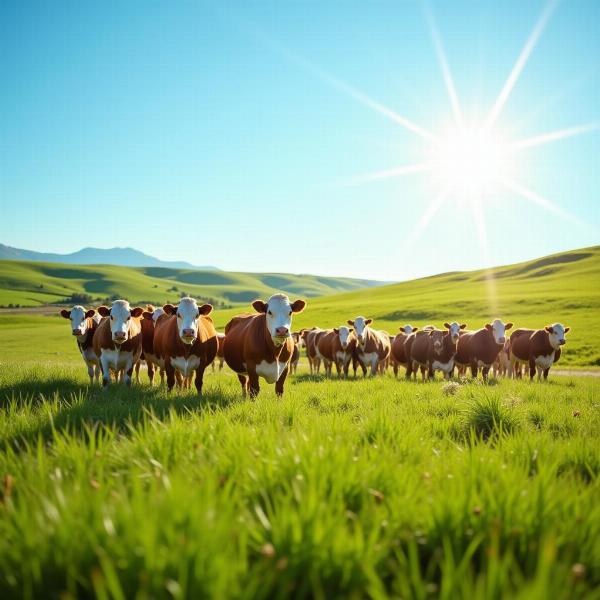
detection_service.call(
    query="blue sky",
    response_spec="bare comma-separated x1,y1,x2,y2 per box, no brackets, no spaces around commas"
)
0,0,598,280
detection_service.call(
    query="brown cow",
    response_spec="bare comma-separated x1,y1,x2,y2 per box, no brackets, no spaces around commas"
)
454,319,513,380
390,324,419,378
509,323,570,381
410,322,466,380
347,316,390,376
153,297,218,393
211,333,226,372
94,300,144,387
133,305,166,385
223,294,306,397
60,305,102,384
305,327,325,375
316,326,357,378
290,332,302,374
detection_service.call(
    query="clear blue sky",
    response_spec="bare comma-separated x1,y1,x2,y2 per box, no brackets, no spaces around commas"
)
1,0,598,280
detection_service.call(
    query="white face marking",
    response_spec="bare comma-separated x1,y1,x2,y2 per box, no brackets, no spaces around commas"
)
152,307,165,323
67,306,89,337
490,319,509,345
401,325,415,335
255,360,286,384
265,294,294,346
352,317,370,348
176,298,200,344
430,329,445,354
447,322,462,343
337,326,352,349
547,323,567,349
109,301,133,344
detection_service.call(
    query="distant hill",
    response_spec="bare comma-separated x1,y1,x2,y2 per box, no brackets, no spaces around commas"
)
0,243,216,270
0,260,385,308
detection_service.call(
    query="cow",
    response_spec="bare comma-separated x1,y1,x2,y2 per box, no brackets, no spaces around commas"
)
390,324,419,378
223,294,306,397
316,326,356,378
153,297,218,394
93,300,144,388
304,327,325,375
133,305,165,385
60,305,102,384
509,324,570,381
493,339,511,378
454,319,513,380
211,333,226,372
410,322,466,380
347,316,390,376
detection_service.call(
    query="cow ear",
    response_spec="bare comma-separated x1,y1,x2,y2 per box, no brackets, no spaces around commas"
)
505,322,513,330
460,323,467,329
413,327,418,332
97,306,110,317
347,320,354,326
142,311,153,320
252,300,267,313
564,327,570,333
162,304,177,315
429,330,436,336
545,325,553,333
365,318,373,325
130,307,144,318
198,304,213,316
333,328,339,334
85,309,96,319
485,323,492,330
291,299,306,313
60,309,71,319
443,322,451,329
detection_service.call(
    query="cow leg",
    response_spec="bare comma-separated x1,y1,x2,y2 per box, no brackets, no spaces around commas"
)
147,361,155,386
219,358,224,371
543,368,550,380
237,374,248,397
100,356,111,388
275,366,289,397
470,363,478,378
134,361,141,383
427,366,434,380
94,364,101,383
247,368,260,398
124,357,134,387
159,368,165,385
528,359,536,381
86,363,95,385
536,366,543,382
482,366,490,381
166,362,177,392
194,363,208,395
315,358,321,375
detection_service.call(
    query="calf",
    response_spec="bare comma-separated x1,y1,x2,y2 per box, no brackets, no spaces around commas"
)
347,316,390,376
410,322,466,380
153,297,218,393
223,294,306,397
454,319,513,380
390,324,419,378
93,301,144,387
60,306,102,384
316,327,356,378
509,324,570,381
493,340,511,378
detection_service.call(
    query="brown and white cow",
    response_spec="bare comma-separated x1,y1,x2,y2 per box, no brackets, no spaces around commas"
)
316,326,356,378
60,305,102,384
290,332,302,374
454,319,513,380
493,339,511,378
223,294,306,397
93,300,144,387
509,323,570,381
390,324,419,378
347,316,390,376
133,305,165,385
410,322,466,380
153,297,218,393
304,327,325,375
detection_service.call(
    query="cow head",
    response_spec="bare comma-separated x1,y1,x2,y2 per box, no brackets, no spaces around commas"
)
399,324,418,335
163,297,212,345
545,323,570,348
347,316,372,349
485,319,513,345
428,328,446,355
60,306,97,338
252,294,306,346
444,321,466,344
97,300,143,344
333,326,353,350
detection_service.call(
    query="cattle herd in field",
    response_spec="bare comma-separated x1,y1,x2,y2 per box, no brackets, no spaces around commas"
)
60,293,570,397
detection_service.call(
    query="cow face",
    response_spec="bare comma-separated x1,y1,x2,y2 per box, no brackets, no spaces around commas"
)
334,326,353,350
545,323,570,349
400,324,417,335
163,298,212,345
444,321,466,344
347,316,372,348
253,294,306,346
428,329,445,355
97,300,143,344
485,319,513,345
60,306,96,338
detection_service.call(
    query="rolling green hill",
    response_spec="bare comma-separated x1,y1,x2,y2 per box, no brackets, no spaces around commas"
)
0,260,384,307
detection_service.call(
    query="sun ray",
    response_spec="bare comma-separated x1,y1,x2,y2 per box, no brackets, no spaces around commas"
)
510,121,600,150
402,189,449,250
423,1,463,127
500,177,589,228
341,162,433,187
484,0,559,129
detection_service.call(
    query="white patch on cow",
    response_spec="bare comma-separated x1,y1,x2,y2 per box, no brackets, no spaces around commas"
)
100,347,135,386
477,359,491,368
171,355,201,377
490,319,509,345
547,323,567,350
175,297,202,344
431,359,454,373
66,306,91,338
82,347,98,366
335,350,352,365
152,308,165,323
447,322,462,343
337,326,352,349
256,360,286,384
264,294,296,346
535,353,555,369
358,351,378,368
352,317,370,346
401,324,415,334
108,300,134,343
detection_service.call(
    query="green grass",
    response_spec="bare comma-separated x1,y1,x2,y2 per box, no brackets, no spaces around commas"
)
0,260,383,307
0,361,599,599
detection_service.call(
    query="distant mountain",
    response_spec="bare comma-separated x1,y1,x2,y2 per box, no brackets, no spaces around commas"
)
0,244,217,270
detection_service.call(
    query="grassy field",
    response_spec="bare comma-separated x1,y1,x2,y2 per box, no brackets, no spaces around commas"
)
0,360,599,599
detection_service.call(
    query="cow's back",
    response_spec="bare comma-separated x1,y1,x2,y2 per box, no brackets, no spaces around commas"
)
317,330,336,360
223,314,258,373
455,331,476,364
510,328,535,360
410,330,431,364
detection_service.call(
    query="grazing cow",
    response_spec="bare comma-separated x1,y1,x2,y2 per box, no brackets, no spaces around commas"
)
211,333,226,372
60,306,102,384
390,325,419,378
347,317,390,376
316,326,356,378
493,339,511,378
410,322,466,380
454,319,514,380
509,324,570,381
153,297,218,393
93,301,144,387
223,294,306,397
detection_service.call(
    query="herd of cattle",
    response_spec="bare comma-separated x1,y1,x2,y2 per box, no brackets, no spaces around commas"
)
60,293,570,397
